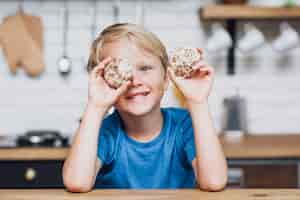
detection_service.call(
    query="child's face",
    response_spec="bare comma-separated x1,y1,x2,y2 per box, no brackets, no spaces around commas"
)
100,38,168,116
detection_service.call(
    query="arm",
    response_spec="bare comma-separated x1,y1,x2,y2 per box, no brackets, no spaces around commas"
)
168,55,227,191
62,103,106,193
189,101,227,191
63,57,130,193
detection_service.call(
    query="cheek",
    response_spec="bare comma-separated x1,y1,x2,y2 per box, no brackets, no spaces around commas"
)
144,71,167,91
148,78,166,97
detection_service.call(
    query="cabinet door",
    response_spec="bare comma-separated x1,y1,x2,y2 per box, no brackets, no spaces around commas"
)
0,160,64,188
243,165,298,188
227,164,298,188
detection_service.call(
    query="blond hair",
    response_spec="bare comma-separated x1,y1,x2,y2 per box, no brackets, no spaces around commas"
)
86,23,169,72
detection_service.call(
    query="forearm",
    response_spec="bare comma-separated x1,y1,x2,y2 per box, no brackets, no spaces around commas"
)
188,101,227,190
63,103,106,190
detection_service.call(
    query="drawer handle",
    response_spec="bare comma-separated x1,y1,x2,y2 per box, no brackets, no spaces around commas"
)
25,168,37,181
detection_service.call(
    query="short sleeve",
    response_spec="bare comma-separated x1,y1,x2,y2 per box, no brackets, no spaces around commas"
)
181,113,196,166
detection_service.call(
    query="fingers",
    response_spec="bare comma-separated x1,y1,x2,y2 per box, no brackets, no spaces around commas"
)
115,81,132,97
199,66,214,75
167,67,176,83
192,60,206,71
198,66,215,80
196,48,203,55
90,57,112,80
167,67,184,90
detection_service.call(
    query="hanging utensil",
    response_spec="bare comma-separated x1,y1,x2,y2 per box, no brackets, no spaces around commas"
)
113,0,120,23
17,0,24,13
57,0,72,76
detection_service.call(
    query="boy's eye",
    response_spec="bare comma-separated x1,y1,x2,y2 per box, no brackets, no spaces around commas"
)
139,66,152,71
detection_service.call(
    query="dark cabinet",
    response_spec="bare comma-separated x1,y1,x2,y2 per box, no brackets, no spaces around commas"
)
0,159,298,189
0,160,64,188
227,162,299,188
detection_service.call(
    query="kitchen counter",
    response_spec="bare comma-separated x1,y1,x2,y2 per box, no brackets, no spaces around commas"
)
0,147,68,160
0,134,299,189
0,134,300,160
220,134,300,159
0,189,300,199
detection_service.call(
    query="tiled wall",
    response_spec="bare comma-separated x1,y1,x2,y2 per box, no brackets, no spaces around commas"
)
0,0,299,136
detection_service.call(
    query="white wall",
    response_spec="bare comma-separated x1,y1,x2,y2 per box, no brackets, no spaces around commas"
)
0,0,299,136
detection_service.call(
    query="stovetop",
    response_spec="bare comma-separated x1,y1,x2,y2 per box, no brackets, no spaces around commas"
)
0,130,70,148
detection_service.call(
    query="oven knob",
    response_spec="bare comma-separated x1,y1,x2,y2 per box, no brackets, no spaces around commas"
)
25,168,37,181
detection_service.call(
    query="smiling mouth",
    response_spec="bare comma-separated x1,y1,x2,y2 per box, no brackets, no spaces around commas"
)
125,91,150,100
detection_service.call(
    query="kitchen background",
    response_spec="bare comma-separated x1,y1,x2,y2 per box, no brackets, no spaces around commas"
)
0,0,299,138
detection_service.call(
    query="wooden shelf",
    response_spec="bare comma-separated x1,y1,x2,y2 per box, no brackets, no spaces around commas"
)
199,5,300,74
201,5,300,20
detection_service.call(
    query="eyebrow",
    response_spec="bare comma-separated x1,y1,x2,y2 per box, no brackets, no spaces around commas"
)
135,60,157,67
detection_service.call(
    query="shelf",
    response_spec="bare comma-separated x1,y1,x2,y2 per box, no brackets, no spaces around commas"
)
200,5,300,20
199,5,300,75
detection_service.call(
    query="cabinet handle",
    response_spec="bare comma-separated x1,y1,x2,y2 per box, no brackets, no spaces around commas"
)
25,168,37,181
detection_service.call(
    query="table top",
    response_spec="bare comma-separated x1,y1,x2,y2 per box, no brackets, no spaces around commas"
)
0,189,300,200
220,134,300,159
0,134,300,160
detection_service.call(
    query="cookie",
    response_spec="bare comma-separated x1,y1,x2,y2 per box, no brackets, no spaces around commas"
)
169,48,203,78
103,58,133,89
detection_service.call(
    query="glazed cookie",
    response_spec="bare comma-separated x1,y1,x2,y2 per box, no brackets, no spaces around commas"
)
103,58,133,89
169,48,203,78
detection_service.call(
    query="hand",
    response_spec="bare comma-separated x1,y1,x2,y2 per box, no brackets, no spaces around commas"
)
88,57,131,112
168,55,214,106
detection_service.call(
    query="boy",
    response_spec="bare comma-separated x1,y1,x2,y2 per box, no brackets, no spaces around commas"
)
63,23,227,192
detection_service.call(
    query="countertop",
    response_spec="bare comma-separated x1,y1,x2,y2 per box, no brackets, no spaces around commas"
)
0,134,300,160
0,189,300,200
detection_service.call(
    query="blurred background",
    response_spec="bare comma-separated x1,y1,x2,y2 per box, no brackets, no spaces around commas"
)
0,0,299,189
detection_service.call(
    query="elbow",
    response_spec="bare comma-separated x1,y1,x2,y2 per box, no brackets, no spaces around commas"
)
63,176,94,193
197,175,228,192
62,167,94,193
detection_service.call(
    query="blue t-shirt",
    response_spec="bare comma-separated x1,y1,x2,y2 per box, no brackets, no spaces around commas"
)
94,107,196,189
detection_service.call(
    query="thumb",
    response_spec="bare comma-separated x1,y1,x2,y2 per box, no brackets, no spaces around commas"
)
115,81,131,97
167,68,176,83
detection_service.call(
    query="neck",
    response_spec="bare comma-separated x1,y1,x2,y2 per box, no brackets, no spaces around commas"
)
118,106,163,143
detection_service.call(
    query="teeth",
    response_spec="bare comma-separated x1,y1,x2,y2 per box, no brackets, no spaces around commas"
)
126,91,149,99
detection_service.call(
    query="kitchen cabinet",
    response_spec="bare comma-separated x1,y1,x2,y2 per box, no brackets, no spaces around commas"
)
0,148,67,189
0,160,64,188
227,163,298,188
222,134,300,188
0,134,299,188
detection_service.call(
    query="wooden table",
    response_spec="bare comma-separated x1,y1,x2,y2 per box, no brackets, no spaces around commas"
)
0,189,300,200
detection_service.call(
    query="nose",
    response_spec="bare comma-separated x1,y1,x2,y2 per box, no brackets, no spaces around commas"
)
131,69,143,87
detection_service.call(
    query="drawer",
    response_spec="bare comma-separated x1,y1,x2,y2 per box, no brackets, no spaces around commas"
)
228,163,298,188
0,160,64,188
242,164,298,188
